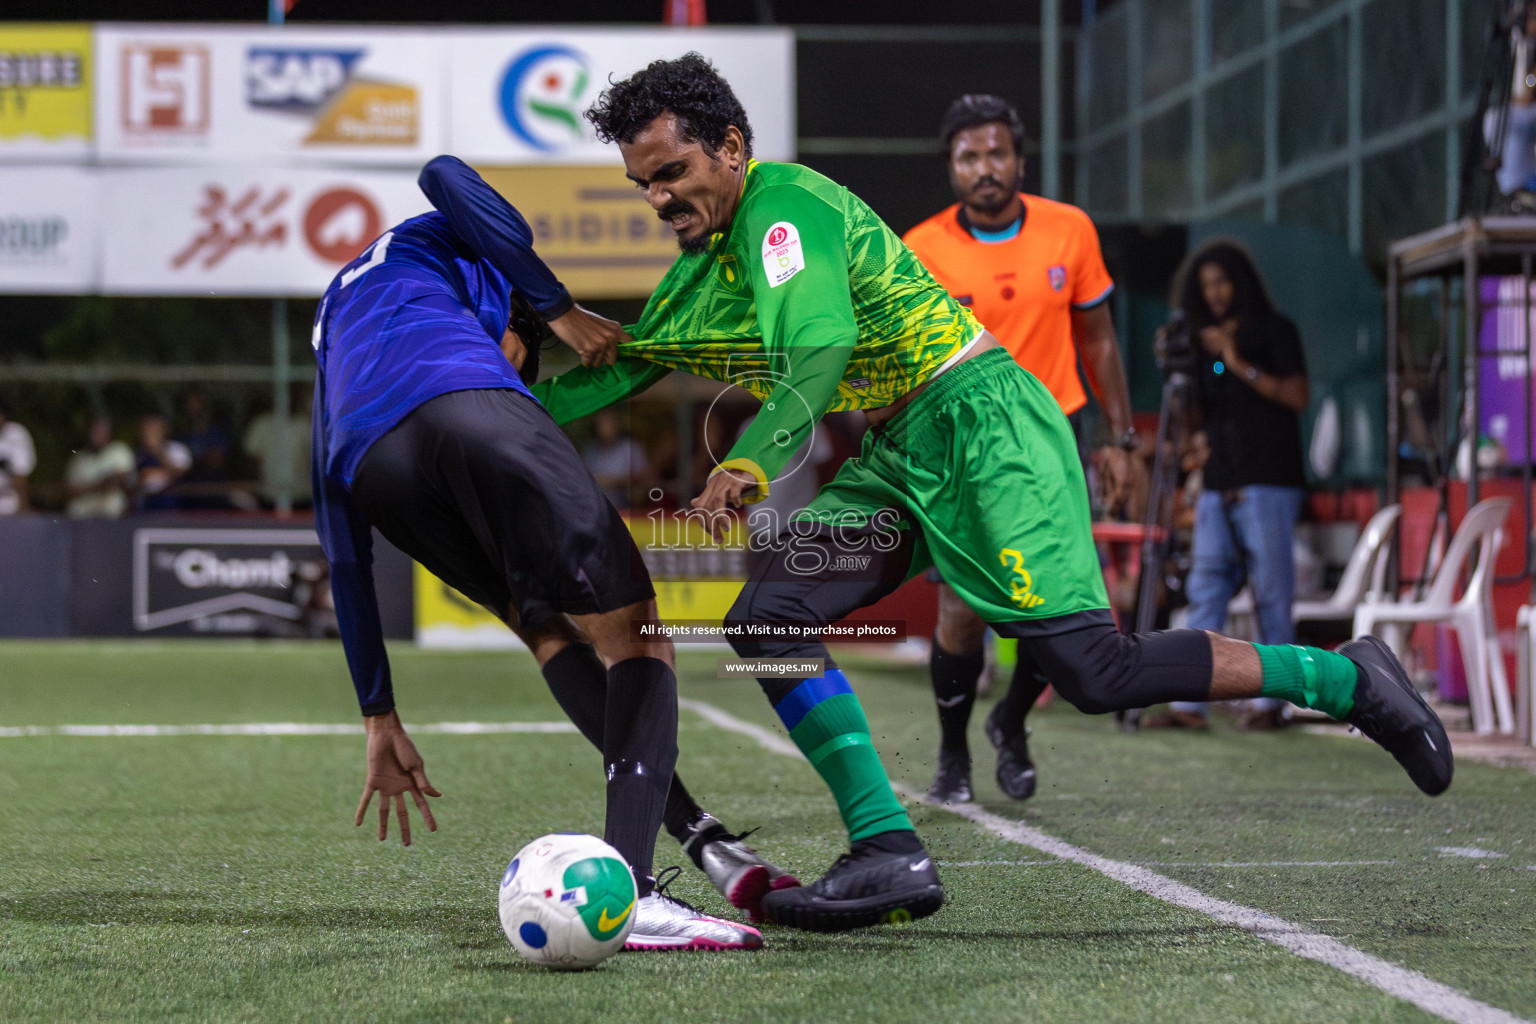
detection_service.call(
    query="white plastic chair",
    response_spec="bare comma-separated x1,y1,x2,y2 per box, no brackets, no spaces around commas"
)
1516,604,1536,746
1353,497,1514,736
1293,504,1403,624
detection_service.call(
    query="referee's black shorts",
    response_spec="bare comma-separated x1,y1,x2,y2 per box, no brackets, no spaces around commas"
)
351,388,654,627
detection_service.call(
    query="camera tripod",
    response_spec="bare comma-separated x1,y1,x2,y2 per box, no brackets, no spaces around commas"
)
1118,357,1198,732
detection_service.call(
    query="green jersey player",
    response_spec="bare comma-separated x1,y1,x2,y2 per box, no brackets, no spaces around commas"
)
535,53,1452,934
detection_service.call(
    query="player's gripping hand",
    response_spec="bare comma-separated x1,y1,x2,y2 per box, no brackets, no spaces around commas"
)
690,468,757,542
356,710,441,846
548,305,630,368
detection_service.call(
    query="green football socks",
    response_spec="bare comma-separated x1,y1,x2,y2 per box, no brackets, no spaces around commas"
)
774,670,913,842
1256,643,1359,720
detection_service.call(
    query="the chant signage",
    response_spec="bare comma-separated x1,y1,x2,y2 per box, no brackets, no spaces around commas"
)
132,527,326,634
63,517,413,638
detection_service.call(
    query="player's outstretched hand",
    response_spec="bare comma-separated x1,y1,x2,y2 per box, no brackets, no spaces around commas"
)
356,710,441,846
548,305,630,368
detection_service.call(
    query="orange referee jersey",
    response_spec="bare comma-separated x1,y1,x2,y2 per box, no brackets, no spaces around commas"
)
903,193,1114,415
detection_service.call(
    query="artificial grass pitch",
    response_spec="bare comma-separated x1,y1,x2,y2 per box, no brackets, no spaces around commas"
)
0,641,1532,1023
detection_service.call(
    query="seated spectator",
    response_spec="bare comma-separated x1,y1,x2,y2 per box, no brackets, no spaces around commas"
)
176,387,236,509
135,412,192,511
0,396,36,516
243,384,314,509
582,406,650,509
65,413,135,518
179,387,231,479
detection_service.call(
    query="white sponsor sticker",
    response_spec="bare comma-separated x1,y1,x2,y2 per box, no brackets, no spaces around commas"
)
760,220,804,288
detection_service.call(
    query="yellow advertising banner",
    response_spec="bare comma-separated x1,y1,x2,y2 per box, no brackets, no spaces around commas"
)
415,513,746,648
0,25,91,144
474,164,680,300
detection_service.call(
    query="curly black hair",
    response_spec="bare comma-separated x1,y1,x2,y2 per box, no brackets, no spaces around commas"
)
584,52,753,158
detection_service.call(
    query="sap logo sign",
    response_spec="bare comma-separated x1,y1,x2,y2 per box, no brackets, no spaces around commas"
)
246,48,363,112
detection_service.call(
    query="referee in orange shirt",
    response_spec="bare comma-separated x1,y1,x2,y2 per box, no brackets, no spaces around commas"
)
903,94,1136,805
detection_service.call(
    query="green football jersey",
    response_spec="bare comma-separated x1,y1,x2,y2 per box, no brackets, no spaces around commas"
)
533,160,980,496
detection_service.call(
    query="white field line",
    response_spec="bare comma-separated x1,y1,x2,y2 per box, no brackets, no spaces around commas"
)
940,859,1398,868
678,697,1530,1024
0,721,578,738
1138,860,1397,867
938,860,1063,867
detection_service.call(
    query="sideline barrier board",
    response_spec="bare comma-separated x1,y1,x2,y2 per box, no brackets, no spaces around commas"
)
93,24,446,167
445,28,793,165
0,166,100,293
0,23,794,301
0,516,70,637
97,164,430,296
415,513,745,649
0,24,93,160
26,515,416,638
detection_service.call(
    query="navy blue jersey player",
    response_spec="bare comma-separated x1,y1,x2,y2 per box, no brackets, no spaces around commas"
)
311,155,794,950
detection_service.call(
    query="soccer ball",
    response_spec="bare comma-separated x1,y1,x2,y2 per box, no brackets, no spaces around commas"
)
498,833,637,970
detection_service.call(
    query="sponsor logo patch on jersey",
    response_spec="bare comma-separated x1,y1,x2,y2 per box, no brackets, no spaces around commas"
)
1047,264,1067,292
716,253,743,291
761,220,804,288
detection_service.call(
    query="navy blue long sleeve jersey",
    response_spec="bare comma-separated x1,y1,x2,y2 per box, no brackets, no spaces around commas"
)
311,155,572,715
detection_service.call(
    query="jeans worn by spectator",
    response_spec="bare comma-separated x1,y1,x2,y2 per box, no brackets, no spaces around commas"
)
1171,484,1305,717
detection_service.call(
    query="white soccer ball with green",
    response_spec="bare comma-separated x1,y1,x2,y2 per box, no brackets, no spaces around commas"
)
498,833,637,970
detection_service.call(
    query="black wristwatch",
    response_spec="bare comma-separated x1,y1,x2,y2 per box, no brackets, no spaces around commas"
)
1109,429,1140,451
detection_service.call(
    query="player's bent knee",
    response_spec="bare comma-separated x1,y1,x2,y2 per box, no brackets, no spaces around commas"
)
1045,669,1122,715
1025,624,1212,714
935,612,987,658
510,612,588,668
575,600,674,668
1027,625,1137,715
724,583,810,658
723,590,758,656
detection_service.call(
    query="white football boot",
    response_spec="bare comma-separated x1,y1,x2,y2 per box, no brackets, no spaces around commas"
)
623,868,764,951
680,814,801,923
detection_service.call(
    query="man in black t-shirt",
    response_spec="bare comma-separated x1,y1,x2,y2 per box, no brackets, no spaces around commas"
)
1153,240,1310,731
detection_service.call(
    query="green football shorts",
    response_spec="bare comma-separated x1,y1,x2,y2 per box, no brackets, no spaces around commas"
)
797,347,1110,627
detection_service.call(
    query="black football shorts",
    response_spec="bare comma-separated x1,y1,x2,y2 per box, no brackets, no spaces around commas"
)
351,388,654,627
